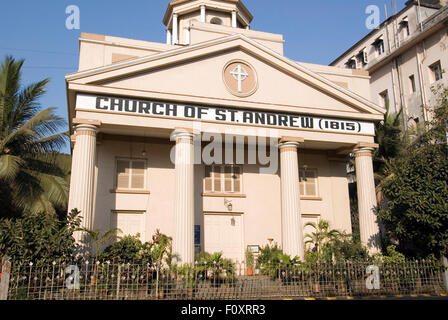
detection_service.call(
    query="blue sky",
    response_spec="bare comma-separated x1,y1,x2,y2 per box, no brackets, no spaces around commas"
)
0,0,407,153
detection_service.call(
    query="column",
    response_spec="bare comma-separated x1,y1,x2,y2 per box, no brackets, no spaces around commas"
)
354,146,381,254
172,129,195,264
166,29,172,45
200,5,206,23
232,11,237,28
172,14,179,45
279,139,304,259
68,121,99,242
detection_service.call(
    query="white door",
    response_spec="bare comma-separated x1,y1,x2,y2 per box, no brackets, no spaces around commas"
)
204,214,244,262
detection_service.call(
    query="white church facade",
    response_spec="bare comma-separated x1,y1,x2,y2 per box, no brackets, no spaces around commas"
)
66,0,384,264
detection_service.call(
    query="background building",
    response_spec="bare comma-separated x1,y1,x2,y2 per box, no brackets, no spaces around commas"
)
331,0,448,129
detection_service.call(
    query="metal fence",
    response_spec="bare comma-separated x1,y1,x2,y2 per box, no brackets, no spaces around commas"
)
2,258,446,300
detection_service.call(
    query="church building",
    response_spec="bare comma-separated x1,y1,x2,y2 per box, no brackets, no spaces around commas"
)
66,0,384,264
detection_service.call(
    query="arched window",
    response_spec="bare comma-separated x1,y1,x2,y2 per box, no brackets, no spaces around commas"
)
210,17,223,25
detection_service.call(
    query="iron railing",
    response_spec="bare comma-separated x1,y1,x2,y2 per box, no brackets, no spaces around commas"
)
3,259,447,300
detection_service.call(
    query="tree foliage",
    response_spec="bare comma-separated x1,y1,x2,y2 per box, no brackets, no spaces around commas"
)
0,55,69,218
99,229,172,265
0,209,81,264
378,85,448,258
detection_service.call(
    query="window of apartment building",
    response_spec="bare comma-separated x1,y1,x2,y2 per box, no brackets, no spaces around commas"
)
299,168,319,197
356,48,368,66
379,90,390,108
373,36,385,57
409,75,416,94
429,61,443,83
346,58,357,69
204,165,242,194
116,159,147,190
400,17,410,38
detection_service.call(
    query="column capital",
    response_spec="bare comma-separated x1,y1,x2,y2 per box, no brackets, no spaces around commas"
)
279,136,304,144
353,142,378,157
354,148,374,158
72,118,102,127
74,124,98,136
171,128,194,143
353,142,378,151
279,137,304,151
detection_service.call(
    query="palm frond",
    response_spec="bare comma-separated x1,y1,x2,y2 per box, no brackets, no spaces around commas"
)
0,154,23,180
0,56,23,127
76,228,99,241
12,79,49,127
98,228,123,247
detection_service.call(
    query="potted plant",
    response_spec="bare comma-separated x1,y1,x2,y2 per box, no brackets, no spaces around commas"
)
245,249,255,276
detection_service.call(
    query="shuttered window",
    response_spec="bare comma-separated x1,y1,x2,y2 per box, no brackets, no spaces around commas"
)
299,168,318,197
116,159,147,190
204,165,242,194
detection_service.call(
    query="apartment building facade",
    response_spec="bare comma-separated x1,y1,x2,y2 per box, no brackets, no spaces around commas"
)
331,0,448,128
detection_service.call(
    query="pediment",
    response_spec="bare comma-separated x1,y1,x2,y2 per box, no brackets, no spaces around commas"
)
66,34,384,120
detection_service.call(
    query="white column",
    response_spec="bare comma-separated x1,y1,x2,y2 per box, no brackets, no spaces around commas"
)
172,14,179,45
354,147,381,254
279,141,304,259
200,5,206,23
166,29,172,45
232,11,237,28
172,129,195,264
68,123,98,242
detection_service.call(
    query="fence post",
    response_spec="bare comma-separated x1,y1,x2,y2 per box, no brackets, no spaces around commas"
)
0,256,11,300
442,256,448,293
155,262,160,299
116,264,121,300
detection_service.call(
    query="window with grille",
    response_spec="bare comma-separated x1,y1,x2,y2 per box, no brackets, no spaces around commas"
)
204,165,242,194
116,159,146,190
299,168,319,197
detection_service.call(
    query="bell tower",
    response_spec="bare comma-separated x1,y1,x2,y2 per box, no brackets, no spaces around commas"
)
163,0,254,45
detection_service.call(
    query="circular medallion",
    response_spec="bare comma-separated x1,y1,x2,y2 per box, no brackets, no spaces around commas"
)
223,60,258,97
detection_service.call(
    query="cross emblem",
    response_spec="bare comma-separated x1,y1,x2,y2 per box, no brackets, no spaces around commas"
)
230,64,249,93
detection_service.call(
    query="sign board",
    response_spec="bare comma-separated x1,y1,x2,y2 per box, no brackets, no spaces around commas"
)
76,94,375,135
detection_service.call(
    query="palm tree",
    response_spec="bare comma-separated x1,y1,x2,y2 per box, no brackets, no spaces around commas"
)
77,227,123,259
304,220,343,257
0,56,69,218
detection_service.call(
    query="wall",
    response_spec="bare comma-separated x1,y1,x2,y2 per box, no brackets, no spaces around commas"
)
92,139,352,252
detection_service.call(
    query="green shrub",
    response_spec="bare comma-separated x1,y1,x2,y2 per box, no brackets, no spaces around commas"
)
99,234,149,264
98,229,172,266
256,244,298,277
0,209,81,264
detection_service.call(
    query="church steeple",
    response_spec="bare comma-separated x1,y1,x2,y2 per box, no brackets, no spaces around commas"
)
163,0,253,45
